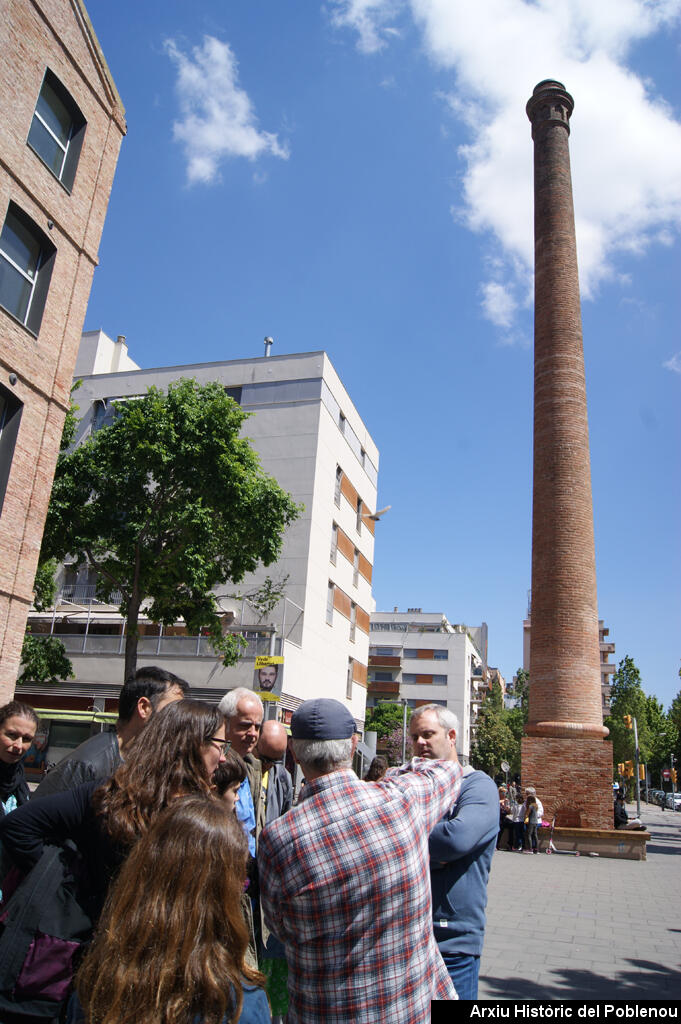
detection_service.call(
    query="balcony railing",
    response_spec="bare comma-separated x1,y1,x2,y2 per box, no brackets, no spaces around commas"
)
31,632,281,660
59,584,123,606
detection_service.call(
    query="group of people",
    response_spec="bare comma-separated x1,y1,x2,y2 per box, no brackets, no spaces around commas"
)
0,677,505,1022
497,783,545,853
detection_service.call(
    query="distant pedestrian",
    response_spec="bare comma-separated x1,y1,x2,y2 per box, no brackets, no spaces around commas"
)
497,786,511,850
524,793,539,853
511,793,525,850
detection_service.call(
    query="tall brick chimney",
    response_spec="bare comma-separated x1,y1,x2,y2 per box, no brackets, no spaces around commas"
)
522,81,612,830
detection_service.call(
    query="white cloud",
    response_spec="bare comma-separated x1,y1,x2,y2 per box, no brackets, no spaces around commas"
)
663,352,681,374
481,281,517,328
328,0,405,53
164,36,289,185
331,0,681,329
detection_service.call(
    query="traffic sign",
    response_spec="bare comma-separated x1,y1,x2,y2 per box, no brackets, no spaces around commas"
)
662,768,671,780
501,760,510,773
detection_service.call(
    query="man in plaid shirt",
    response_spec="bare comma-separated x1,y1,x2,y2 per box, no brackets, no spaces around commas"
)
259,698,463,1023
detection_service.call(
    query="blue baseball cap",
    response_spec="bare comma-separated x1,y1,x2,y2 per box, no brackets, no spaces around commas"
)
291,698,356,740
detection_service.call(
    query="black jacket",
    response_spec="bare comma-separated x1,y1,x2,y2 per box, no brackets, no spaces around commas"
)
33,730,121,799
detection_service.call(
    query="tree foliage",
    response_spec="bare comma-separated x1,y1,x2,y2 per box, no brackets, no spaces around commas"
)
604,656,651,767
18,629,74,686
364,702,410,741
470,681,515,776
40,379,301,680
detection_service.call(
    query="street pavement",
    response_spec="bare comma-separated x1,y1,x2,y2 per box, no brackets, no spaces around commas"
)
478,800,681,1000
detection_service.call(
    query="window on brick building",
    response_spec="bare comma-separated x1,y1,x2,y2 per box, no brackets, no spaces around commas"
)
0,204,56,335
0,384,23,515
27,69,86,192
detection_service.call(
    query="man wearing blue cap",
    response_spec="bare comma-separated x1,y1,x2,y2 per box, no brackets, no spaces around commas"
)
259,697,463,1023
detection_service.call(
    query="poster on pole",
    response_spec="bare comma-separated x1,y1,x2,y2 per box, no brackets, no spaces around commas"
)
254,655,284,702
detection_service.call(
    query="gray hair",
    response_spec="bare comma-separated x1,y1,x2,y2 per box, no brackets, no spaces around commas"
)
410,703,459,736
218,687,264,720
291,737,354,775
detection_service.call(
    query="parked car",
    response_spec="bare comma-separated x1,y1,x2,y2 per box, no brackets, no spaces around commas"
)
664,792,681,811
650,790,666,806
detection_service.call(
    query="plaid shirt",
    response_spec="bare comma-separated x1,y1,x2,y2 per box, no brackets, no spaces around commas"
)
259,758,463,1023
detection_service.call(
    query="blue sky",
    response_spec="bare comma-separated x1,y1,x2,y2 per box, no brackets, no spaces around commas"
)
84,1,680,710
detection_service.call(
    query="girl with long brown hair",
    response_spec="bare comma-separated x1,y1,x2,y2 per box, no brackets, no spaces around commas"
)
76,797,269,1024
0,699,229,926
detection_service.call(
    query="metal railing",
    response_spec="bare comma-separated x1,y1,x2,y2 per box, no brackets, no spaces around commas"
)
34,632,282,660
59,584,123,606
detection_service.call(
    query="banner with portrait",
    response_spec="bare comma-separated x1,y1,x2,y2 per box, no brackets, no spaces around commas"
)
254,655,284,701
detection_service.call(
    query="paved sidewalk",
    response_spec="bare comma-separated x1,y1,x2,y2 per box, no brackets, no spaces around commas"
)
478,801,681,1000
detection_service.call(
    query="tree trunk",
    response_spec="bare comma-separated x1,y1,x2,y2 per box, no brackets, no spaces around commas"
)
123,594,141,682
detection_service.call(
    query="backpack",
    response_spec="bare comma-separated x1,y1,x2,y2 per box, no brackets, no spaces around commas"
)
0,845,93,1019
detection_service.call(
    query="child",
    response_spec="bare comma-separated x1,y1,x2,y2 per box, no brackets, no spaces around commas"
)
524,793,539,853
213,749,248,813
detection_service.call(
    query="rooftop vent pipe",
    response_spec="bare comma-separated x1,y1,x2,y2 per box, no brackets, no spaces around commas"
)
264,336,273,357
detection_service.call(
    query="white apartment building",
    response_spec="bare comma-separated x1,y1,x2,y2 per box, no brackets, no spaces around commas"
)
367,609,489,762
24,331,379,739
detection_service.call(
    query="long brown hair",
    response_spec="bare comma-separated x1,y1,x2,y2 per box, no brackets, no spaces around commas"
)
76,797,264,1024
93,699,222,848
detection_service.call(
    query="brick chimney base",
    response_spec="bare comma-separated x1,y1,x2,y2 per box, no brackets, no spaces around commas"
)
522,735,614,830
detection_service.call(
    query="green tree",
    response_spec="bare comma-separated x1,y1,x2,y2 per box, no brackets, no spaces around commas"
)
604,656,651,775
643,695,678,781
40,379,301,680
502,667,529,775
470,681,515,777
18,628,74,686
365,702,410,740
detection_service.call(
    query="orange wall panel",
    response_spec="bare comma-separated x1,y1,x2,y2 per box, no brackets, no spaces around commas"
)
337,528,355,564
356,607,370,635
340,474,358,508
333,587,352,619
358,553,372,583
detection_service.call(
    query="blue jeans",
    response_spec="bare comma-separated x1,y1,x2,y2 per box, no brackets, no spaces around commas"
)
441,952,481,1000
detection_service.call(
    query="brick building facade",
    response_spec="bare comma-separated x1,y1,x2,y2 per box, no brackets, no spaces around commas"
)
0,0,125,700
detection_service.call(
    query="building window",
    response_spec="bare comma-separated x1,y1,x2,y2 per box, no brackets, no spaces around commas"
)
346,658,353,699
326,582,334,625
350,603,357,643
27,69,86,192
432,675,447,686
330,522,338,564
403,649,419,659
353,548,360,587
339,411,346,435
0,204,56,335
334,465,342,507
433,650,448,660
370,671,395,682
0,384,23,514
356,497,363,534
